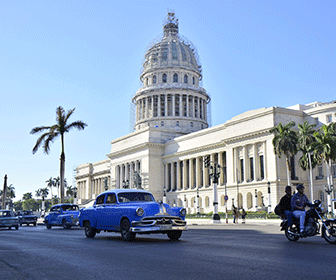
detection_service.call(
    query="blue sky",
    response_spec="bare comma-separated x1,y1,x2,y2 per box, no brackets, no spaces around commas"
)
0,0,335,201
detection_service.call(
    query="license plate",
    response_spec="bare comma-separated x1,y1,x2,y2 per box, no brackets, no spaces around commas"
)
160,225,172,230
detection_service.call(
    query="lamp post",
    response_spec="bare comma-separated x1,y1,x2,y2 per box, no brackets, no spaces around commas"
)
184,194,187,209
104,178,108,191
254,189,258,211
73,186,78,205
267,181,271,213
163,187,167,203
196,187,200,217
205,157,221,222
122,180,129,189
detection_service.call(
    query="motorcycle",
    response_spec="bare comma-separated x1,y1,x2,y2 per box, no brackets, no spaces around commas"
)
280,200,336,244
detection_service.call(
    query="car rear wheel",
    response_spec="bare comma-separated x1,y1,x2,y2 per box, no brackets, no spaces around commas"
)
167,230,182,241
8,227,11,230
84,222,96,238
46,223,52,229
120,219,136,241
33,222,37,227
15,225,19,230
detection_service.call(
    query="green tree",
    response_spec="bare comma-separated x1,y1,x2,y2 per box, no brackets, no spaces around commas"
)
270,121,298,185
54,176,60,198
313,123,336,212
13,200,23,211
31,106,87,202
46,177,55,198
22,199,39,211
23,192,33,200
35,188,49,202
297,121,317,200
66,185,76,198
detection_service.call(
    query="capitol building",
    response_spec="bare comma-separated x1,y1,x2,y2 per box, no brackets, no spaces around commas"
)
75,13,336,213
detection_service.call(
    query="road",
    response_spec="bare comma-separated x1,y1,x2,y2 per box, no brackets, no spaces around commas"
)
0,223,335,280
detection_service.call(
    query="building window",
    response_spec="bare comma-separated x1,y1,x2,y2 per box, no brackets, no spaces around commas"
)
152,75,156,84
319,191,325,202
145,78,148,86
160,95,165,116
205,196,209,207
167,94,172,116
162,73,167,83
161,121,164,127
326,114,332,123
153,95,158,117
182,95,187,117
190,122,193,127
194,97,198,118
199,99,203,119
188,96,193,117
316,165,323,179
192,76,195,85
184,74,188,84
176,121,179,127
240,159,244,182
332,164,336,178
175,94,180,116
290,156,297,180
173,73,178,83
249,157,254,181
259,155,264,180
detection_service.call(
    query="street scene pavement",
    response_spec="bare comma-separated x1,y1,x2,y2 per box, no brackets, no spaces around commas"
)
0,223,335,280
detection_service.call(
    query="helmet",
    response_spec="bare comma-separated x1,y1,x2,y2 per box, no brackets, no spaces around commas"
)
296,184,304,190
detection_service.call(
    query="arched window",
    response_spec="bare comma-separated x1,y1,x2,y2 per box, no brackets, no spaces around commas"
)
257,191,263,207
221,195,225,206
162,73,167,83
191,197,195,207
145,78,148,86
199,197,202,208
152,75,156,84
173,73,178,83
184,74,188,84
192,76,195,85
247,192,253,209
238,193,243,208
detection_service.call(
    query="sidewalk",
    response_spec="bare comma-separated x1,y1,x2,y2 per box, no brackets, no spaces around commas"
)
186,218,281,225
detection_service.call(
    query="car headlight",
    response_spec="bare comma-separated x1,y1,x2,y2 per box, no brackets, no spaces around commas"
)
179,208,186,216
136,207,144,216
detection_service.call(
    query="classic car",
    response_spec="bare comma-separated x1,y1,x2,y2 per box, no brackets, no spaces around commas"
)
79,189,187,241
0,210,19,230
44,204,80,229
17,210,38,226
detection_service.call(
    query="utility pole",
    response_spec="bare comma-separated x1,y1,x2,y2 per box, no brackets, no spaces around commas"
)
2,175,7,210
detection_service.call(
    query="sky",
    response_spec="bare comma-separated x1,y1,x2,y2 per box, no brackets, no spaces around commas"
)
0,0,335,201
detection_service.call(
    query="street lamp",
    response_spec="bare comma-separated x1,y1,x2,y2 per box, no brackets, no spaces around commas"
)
325,184,334,214
267,181,271,213
163,186,167,203
104,178,108,191
205,157,221,222
254,189,258,211
184,194,187,209
73,186,78,205
122,180,129,189
196,187,200,217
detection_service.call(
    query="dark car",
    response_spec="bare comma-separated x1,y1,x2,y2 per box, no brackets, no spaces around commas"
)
18,210,38,226
44,204,80,229
0,210,19,230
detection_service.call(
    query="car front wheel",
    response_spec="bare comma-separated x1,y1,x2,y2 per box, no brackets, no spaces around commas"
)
46,223,52,229
62,219,71,230
15,225,19,230
120,219,136,241
84,222,96,238
167,230,182,241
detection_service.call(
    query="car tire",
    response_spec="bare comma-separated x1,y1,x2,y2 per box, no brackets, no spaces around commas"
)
46,223,52,229
8,227,11,230
62,219,71,230
84,222,96,238
15,225,19,230
120,218,136,241
167,230,182,241
33,222,37,227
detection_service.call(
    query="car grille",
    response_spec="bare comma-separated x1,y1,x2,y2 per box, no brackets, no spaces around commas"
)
141,216,186,226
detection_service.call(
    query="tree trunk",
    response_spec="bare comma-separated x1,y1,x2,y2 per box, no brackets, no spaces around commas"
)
308,152,314,201
285,156,291,186
60,134,65,203
325,160,332,214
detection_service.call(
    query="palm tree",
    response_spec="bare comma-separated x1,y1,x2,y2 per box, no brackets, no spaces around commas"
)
313,123,336,213
270,121,298,185
0,184,15,208
297,121,317,200
36,187,49,211
31,106,87,203
23,192,33,200
46,177,55,199
54,176,60,198
66,185,76,198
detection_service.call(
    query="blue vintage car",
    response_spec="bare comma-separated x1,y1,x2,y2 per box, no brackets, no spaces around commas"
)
44,204,80,229
0,210,19,230
17,210,38,226
79,189,187,241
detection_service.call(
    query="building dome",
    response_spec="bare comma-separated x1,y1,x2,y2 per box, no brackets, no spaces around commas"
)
141,16,201,78
133,13,210,135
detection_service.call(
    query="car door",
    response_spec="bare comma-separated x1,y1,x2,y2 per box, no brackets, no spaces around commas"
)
95,194,107,229
49,206,61,224
103,193,119,230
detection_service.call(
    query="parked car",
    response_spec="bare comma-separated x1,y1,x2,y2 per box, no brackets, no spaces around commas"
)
0,210,19,230
17,210,38,226
44,204,80,229
79,189,187,241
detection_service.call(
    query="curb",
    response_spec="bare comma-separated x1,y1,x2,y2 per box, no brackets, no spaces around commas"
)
186,218,281,225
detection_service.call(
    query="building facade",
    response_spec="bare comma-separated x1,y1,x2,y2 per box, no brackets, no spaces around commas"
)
75,13,336,212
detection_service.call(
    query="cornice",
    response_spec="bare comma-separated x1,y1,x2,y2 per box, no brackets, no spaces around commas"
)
107,142,164,159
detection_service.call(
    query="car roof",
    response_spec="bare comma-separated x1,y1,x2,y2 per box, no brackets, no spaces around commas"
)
97,189,153,196
0,210,10,212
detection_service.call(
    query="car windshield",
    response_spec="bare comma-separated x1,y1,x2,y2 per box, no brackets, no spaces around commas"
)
23,211,33,215
117,192,154,203
61,205,79,211
0,211,12,217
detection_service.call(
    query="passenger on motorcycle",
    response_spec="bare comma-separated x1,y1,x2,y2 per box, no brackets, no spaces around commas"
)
291,184,312,235
279,186,292,226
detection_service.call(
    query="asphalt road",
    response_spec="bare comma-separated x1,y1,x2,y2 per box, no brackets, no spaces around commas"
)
0,223,335,280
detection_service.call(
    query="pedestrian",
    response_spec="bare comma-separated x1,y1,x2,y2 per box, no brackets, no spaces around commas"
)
241,208,247,224
232,206,238,224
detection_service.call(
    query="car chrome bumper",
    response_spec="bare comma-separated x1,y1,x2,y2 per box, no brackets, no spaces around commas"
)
130,224,187,233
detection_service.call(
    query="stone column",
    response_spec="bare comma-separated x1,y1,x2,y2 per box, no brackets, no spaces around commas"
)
203,156,209,187
189,159,194,189
179,95,183,117
219,152,224,185
196,157,201,188
191,96,195,118
164,163,168,190
172,162,176,191
177,160,181,190
165,94,168,117
263,141,267,179
183,159,188,189
244,146,248,182
186,96,189,117
172,94,175,116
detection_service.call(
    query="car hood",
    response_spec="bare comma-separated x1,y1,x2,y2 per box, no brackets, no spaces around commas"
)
119,202,176,216
62,211,80,216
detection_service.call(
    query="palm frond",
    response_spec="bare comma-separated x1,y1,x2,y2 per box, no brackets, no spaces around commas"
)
30,126,52,134
32,131,52,154
65,121,87,132
64,108,76,123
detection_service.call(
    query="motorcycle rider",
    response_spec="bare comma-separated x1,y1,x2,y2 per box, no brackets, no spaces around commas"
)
291,184,312,236
279,186,292,226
